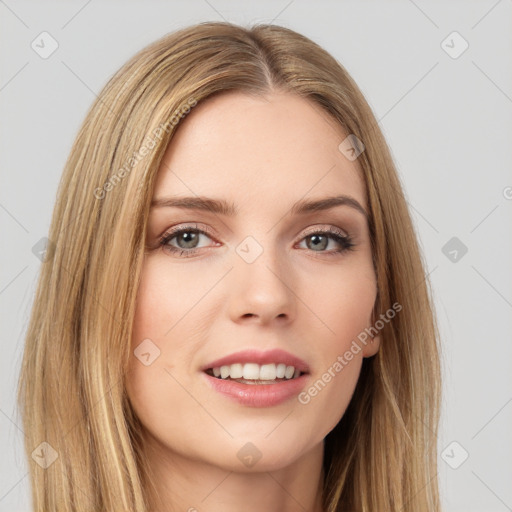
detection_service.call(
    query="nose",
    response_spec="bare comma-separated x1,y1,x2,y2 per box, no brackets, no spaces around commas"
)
227,240,296,326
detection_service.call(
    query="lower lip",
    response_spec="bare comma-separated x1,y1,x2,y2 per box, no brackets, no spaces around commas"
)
202,372,309,407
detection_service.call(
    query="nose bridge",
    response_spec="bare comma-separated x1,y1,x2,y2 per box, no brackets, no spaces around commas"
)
228,232,295,323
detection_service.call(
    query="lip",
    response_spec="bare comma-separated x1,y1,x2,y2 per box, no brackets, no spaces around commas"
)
201,348,310,374
200,349,310,408
202,371,309,407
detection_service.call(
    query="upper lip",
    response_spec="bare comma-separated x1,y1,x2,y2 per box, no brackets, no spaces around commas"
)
201,349,310,374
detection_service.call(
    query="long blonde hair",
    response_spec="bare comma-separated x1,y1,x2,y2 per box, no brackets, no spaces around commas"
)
17,21,442,511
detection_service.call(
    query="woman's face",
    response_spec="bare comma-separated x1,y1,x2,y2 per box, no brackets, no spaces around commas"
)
126,91,380,472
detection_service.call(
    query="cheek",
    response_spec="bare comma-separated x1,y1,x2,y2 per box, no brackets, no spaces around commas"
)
297,354,362,442
293,261,375,436
131,256,210,349
303,257,377,346
125,359,213,464
131,258,179,345
127,257,220,455
127,261,176,439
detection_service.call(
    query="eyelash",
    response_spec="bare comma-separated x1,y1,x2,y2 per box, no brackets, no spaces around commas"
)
158,223,355,259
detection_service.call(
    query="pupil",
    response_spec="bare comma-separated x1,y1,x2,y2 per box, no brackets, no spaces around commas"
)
309,234,327,251
179,232,198,248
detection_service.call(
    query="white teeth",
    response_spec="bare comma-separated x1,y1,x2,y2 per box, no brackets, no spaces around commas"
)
220,365,230,379
276,363,286,378
284,365,295,379
259,363,276,380
230,363,243,379
209,362,302,381
243,363,260,380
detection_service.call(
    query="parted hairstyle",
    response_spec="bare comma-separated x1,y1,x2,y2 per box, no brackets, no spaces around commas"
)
17,20,442,512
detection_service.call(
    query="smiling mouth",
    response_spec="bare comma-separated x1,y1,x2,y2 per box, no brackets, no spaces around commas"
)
204,362,306,384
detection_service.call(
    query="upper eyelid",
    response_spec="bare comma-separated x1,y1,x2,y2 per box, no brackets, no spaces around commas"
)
160,223,350,244
161,223,216,240
301,225,349,237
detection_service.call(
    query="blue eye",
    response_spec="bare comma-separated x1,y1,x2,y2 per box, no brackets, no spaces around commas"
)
159,225,215,257
159,225,355,258
299,229,354,254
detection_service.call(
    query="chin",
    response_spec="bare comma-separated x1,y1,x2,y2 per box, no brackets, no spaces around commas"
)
207,434,316,474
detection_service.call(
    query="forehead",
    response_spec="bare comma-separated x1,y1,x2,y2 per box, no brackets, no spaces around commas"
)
154,91,366,211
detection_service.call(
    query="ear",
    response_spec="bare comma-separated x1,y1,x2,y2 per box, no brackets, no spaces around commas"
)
362,306,382,358
362,331,381,358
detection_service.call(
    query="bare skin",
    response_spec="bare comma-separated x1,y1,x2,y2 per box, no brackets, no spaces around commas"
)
126,90,380,512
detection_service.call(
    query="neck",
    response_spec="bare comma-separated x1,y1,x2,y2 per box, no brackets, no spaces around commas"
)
143,433,325,512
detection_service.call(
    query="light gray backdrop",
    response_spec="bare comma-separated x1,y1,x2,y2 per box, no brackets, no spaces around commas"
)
1,1,511,511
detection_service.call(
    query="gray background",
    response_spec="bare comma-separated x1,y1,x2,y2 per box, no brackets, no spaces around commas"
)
1,1,511,510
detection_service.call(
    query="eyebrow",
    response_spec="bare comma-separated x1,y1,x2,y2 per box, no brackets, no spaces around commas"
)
150,194,368,219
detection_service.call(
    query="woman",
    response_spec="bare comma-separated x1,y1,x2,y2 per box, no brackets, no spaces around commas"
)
17,21,442,511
